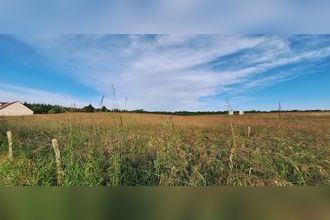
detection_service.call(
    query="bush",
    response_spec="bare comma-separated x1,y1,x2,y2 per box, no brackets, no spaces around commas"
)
82,104,95,112
48,106,63,114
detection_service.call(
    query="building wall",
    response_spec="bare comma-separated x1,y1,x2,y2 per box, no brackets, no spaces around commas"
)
0,102,34,116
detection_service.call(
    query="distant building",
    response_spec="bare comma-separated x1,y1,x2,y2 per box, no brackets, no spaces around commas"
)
0,101,34,116
228,110,244,115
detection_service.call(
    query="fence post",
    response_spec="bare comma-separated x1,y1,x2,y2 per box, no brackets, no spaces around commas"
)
7,131,13,161
52,139,63,186
247,126,251,138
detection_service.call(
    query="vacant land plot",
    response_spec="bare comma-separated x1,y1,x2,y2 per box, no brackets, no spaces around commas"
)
0,112,329,186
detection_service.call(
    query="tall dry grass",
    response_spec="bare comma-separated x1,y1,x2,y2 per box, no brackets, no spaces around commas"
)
0,112,329,186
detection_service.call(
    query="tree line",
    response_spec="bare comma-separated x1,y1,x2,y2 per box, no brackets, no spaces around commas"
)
23,103,112,114
23,102,330,116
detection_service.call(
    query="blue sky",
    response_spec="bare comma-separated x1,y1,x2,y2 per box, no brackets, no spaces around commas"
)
0,35,329,111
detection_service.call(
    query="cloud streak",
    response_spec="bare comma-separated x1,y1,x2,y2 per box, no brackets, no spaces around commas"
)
8,35,330,111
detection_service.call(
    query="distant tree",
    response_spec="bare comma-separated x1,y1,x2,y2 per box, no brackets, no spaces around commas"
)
101,106,108,112
24,103,53,114
82,104,95,112
132,109,144,113
48,106,63,114
111,108,121,112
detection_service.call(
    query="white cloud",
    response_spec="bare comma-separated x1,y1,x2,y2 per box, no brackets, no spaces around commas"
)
12,35,330,111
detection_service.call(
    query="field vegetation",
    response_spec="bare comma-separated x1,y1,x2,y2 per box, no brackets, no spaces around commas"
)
0,112,329,186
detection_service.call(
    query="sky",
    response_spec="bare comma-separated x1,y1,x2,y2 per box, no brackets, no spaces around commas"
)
0,0,330,33
0,34,330,111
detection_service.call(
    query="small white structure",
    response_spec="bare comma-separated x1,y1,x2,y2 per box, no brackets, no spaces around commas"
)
228,110,234,116
0,101,34,116
239,110,244,115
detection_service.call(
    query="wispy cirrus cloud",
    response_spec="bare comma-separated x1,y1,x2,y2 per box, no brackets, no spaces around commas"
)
6,35,330,110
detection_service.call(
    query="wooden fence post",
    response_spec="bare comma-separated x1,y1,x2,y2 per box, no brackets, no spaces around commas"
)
7,131,13,161
247,126,251,138
52,139,63,186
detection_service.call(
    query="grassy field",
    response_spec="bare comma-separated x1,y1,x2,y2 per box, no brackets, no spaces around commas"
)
0,112,329,186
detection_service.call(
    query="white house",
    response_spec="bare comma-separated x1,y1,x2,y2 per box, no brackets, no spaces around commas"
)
0,101,34,116
228,110,244,115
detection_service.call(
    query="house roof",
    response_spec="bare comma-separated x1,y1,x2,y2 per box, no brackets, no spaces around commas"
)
0,101,20,110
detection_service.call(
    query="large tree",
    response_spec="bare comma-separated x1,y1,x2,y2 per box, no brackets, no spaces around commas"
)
82,104,95,112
